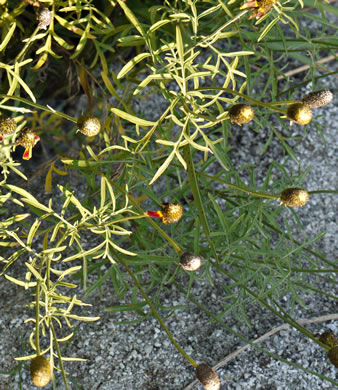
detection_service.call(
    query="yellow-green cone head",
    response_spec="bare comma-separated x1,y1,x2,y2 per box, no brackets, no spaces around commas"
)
280,188,309,207
287,103,312,125
328,346,338,368
30,356,51,387
196,363,221,390
0,117,17,136
77,115,101,136
229,104,254,125
160,203,183,224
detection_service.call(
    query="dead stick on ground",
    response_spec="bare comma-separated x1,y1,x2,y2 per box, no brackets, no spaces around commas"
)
277,55,336,80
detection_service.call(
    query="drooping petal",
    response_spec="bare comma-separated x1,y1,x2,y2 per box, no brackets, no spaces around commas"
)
23,146,33,160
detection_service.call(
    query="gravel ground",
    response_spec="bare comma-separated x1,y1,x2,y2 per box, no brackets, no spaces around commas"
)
0,6,337,390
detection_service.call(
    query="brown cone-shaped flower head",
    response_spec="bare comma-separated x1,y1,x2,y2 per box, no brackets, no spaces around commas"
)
196,363,221,390
229,104,254,125
318,331,338,347
160,203,183,224
77,115,101,136
302,90,333,109
14,128,40,160
0,117,17,140
280,188,309,208
287,103,312,125
30,355,51,387
328,346,338,368
37,8,53,30
179,252,202,271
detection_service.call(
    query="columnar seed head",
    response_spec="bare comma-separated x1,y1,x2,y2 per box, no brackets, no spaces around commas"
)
280,188,309,207
77,115,101,136
319,331,338,347
196,363,221,390
179,252,202,271
302,90,333,109
160,203,183,224
287,103,312,125
328,346,338,368
30,356,51,387
229,104,254,125
0,117,17,136
38,8,53,30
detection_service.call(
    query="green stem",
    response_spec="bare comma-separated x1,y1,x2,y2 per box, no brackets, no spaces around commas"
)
211,260,322,343
50,322,70,390
15,26,41,63
0,94,77,123
194,87,288,114
183,144,218,260
117,253,197,368
308,190,338,195
35,281,40,355
200,173,280,200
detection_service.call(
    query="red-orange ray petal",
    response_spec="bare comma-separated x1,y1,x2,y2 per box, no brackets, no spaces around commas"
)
145,210,163,219
23,147,32,160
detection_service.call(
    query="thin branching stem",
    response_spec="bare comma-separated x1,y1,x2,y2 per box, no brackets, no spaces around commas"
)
117,253,197,368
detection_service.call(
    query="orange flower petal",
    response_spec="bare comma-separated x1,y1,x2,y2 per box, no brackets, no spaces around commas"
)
23,147,32,160
146,210,163,219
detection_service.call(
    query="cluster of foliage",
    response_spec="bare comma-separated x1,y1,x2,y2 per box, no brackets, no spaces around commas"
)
0,0,337,388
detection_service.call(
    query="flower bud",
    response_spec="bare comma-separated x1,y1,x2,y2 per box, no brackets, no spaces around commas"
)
196,363,221,390
77,114,101,136
287,103,312,125
30,355,52,387
179,252,202,271
328,346,338,368
229,104,254,125
280,188,309,207
37,8,53,30
160,203,183,224
302,90,333,109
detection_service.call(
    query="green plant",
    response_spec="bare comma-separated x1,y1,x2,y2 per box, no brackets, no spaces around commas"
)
0,0,337,388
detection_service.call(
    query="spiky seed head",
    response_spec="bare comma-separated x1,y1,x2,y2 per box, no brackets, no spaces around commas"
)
302,90,333,109
37,8,53,30
319,331,338,347
179,252,202,271
280,188,309,208
328,346,338,368
196,363,221,390
229,104,254,125
0,117,17,136
160,203,183,224
287,103,312,125
77,115,101,136
30,356,51,387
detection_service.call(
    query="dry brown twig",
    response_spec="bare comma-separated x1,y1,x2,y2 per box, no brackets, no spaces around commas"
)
277,55,337,80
